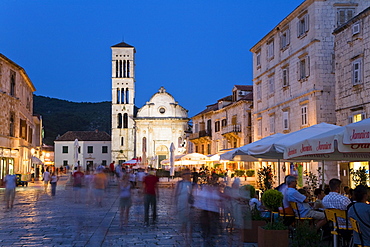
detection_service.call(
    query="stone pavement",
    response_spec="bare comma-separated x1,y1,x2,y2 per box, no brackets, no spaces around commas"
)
0,175,257,247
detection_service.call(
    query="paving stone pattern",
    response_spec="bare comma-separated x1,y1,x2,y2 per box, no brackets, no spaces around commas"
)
0,176,257,247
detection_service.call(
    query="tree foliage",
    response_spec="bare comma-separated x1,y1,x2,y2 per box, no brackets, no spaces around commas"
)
33,95,111,145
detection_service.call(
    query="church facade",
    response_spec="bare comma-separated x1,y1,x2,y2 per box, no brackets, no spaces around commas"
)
111,42,189,167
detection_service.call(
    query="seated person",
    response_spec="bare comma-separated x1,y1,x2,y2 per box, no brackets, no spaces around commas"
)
286,176,326,229
313,188,325,211
348,185,370,246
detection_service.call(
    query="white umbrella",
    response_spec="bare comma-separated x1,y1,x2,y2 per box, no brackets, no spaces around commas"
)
73,139,79,170
248,123,340,159
170,142,175,176
284,120,370,161
220,133,285,161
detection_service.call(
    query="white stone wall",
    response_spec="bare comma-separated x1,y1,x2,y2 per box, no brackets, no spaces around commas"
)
54,140,111,171
250,0,369,182
111,45,136,163
136,88,189,166
0,54,36,174
334,8,370,126
251,0,369,141
191,100,253,154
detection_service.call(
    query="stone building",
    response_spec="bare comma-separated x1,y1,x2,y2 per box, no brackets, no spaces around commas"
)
333,6,370,186
334,6,370,126
190,85,253,157
54,131,111,171
250,0,368,182
0,54,39,182
111,42,136,164
135,87,189,167
110,42,189,167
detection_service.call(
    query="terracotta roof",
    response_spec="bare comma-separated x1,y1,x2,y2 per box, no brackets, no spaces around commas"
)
111,41,134,48
234,85,253,91
194,103,219,116
56,131,111,141
239,92,253,101
218,95,232,102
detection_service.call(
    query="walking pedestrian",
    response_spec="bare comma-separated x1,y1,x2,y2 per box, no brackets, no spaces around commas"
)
30,168,35,183
72,166,84,203
42,168,51,192
94,168,107,207
143,169,159,226
4,172,17,210
50,172,59,196
174,169,193,245
118,174,132,228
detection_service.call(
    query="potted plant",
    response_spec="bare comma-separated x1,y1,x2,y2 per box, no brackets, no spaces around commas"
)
258,189,289,247
240,184,267,243
256,165,274,193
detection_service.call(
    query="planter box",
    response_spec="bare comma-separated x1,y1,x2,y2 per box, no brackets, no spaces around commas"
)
243,220,266,243
257,226,289,247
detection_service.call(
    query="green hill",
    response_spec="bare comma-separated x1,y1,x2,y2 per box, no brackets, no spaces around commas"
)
33,95,111,145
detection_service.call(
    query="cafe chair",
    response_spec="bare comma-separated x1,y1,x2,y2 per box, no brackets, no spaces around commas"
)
324,208,353,247
289,201,314,222
350,217,370,247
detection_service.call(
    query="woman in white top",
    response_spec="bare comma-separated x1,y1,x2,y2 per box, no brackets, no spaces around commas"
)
50,172,59,196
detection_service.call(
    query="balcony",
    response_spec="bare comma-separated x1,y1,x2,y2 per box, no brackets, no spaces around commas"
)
189,130,212,142
221,124,241,135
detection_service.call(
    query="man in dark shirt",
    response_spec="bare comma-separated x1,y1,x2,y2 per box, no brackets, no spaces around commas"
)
143,169,159,226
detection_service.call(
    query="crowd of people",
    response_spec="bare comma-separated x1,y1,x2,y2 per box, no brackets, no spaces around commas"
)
4,163,369,246
277,175,370,246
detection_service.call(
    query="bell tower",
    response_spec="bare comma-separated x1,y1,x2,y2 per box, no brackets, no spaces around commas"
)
111,42,136,164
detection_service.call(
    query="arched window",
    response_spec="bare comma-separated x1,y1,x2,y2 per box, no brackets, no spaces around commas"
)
123,60,126,78
10,72,16,96
123,113,128,128
117,113,122,128
119,60,123,78
121,88,125,104
127,60,130,78
142,137,147,152
116,88,120,104
126,88,129,104
115,60,119,78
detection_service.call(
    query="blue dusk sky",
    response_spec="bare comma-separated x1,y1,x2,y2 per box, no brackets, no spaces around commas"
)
0,0,303,117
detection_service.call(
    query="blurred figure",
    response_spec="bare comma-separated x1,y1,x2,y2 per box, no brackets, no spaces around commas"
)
94,168,107,207
4,172,17,210
136,168,146,190
30,168,35,183
118,174,132,228
143,169,159,226
191,168,199,186
72,166,84,203
50,172,59,196
174,169,193,245
343,186,350,198
313,188,325,210
84,170,94,204
42,168,51,192
115,162,122,180
193,181,222,246
129,171,136,188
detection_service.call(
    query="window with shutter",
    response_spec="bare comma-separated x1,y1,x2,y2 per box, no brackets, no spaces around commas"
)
282,68,289,87
352,22,360,35
269,76,275,94
301,106,308,126
283,111,289,130
352,59,362,85
337,8,355,26
297,14,309,37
